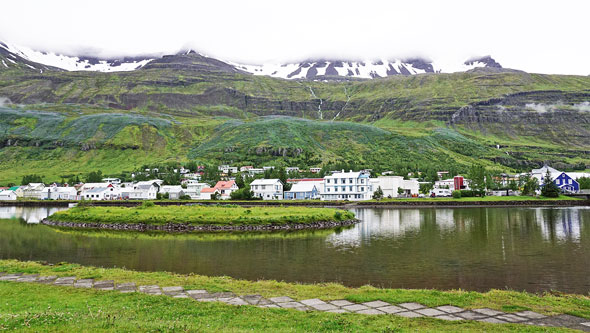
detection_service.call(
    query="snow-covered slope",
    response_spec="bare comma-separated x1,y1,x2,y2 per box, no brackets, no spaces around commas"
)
231,58,437,80
231,56,502,80
0,40,504,79
0,41,153,72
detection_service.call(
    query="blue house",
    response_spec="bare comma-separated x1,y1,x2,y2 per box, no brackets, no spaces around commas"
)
284,181,321,200
553,172,579,193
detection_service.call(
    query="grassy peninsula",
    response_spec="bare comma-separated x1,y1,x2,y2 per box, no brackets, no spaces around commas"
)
1,260,589,331
47,203,355,226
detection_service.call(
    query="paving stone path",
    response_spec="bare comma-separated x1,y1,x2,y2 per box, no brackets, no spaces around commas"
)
1,272,589,331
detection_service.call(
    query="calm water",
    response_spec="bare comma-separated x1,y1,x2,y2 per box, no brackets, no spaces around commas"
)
0,206,589,293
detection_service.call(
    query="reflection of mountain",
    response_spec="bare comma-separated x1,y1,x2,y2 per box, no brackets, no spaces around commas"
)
0,206,66,223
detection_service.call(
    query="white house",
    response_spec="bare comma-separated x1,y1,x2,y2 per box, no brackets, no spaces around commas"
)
41,186,78,200
128,181,159,200
434,179,455,190
218,165,238,174
320,170,372,201
159,185,185,200
183,180,211,199
0,190,17,201
309,167,322,174
102,178,121,185
82,185,121,200
22,183,45,199
286,167,300,174
248,168,265,176
212,180,239,200
284,180,322,200
370,176,419,198
250,179,284,200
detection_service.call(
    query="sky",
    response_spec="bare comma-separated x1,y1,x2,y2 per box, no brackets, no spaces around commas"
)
0,0,588,75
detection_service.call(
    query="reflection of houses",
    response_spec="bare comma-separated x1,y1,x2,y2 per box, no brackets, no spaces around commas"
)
536,208,582,242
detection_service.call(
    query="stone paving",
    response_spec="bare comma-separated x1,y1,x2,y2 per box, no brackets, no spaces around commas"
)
1,272,589,331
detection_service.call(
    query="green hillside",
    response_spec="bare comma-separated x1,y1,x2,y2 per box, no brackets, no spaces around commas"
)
1,54,590,184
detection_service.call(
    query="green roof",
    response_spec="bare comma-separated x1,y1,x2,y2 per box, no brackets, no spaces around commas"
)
8,186,19,191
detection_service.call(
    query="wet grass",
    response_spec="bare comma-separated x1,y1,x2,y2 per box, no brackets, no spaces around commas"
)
1,260,589,320
0,281,567,332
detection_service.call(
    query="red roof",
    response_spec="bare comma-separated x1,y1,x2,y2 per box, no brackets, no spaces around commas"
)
201,188,217,193
214,180,236,190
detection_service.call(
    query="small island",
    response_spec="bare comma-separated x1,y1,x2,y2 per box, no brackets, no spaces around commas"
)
42,203,357,232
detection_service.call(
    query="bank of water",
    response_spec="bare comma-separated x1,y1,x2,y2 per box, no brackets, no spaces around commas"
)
0,206,589,293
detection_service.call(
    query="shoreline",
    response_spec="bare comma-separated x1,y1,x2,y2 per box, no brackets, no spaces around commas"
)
3,198,588,208
41,218,360,232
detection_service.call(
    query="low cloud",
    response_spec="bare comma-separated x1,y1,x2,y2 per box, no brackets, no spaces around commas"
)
573,101,590,112
525,103,556,113
525,101,590,113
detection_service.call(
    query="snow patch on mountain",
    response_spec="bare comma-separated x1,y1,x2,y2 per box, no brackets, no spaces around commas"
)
0,41,153,72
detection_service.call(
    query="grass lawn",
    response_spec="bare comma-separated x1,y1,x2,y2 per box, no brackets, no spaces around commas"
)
0,282,570,332
1,260,589,321
368,195,580,202
48,204,355,225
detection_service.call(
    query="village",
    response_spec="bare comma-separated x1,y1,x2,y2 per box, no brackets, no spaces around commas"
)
0,164,586,202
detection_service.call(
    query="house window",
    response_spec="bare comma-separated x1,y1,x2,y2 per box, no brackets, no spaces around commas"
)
360,179,364,184
261,185,266,190
360,187,364,191
326,179,330,184
334,179,337,184
349,186,353,191
341,178,345,184
334,187,338,192
349,178,353,183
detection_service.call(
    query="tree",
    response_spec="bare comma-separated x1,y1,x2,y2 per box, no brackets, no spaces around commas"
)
230,186,254,200
541,170,560,197
86,170,103,183
21,174,43,185
578,177,590,190
397,187,404,196
372,186,384,200
467,164,486,195
419,182,433,194
521,174,539,196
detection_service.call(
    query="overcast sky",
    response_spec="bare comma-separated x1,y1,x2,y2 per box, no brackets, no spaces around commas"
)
1,0,588,74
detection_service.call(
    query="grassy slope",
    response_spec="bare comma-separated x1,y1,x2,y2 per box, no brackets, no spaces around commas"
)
49,205,355,225
1,260,589,322
1,67,590,183
1,282,569,332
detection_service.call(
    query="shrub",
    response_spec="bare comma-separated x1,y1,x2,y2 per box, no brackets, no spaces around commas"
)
334,211,342,220
460,190,474,197
452,190,462,199
140,201,155,209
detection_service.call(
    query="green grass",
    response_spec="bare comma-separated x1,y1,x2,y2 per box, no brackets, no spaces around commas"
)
48,204,355,225
365,195,580,202
1,259,589,325
0,282,568,332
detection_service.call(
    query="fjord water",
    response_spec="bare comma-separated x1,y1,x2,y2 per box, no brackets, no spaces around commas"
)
1,206,589,293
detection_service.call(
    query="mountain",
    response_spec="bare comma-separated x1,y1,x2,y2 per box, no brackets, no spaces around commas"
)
0,41,153,72
1,40,505,80
1,40,590,185
232,57,503,80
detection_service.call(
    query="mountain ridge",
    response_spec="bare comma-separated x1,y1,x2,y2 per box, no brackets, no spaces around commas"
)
0,40,504,80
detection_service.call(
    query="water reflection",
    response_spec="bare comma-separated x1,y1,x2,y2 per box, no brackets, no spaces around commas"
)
0,206,67,223
0,206,589,293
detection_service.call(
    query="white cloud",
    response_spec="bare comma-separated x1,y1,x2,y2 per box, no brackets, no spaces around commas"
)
0,0,588,74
